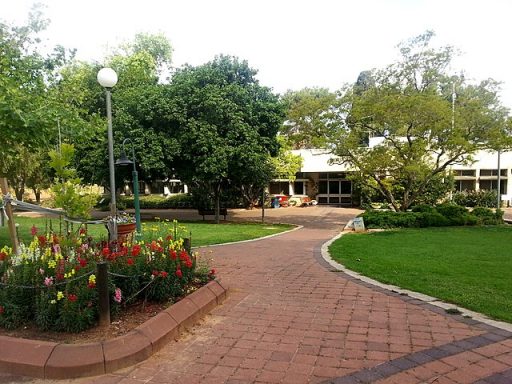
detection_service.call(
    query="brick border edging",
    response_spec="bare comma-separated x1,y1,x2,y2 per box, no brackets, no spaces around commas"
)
0,280,228,380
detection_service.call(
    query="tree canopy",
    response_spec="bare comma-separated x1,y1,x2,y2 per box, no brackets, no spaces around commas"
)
280,87,338,149
331,31,509,211
167,55,284,217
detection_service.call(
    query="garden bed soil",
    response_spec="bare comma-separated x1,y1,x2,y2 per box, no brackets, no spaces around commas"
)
0,300,169,344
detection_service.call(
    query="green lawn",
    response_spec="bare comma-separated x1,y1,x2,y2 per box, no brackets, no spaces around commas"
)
329,226,512,323
0,215,294,248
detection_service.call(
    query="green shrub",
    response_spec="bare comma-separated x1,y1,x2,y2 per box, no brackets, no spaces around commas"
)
96,194,194,210
361,203,492,229
418,211,450,227
361,211,422,228
453,190,497,208
435,203,469,225
472,207,504,225
411,204,436,213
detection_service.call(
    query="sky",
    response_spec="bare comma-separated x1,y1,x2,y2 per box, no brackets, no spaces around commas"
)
3,0,512,110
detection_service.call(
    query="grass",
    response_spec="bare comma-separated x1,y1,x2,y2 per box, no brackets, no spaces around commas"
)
329,226,512,323
0,215,294,248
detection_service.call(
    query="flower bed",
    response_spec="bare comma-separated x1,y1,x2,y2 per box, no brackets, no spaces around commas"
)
0,224,215,333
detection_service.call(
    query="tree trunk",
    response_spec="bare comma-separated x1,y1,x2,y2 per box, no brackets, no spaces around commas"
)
33,187,41,204
214,184,220,224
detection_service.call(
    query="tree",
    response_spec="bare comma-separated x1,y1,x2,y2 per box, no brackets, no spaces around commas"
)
64,34,176,189
0,6,83,200
280,87,339,149
331,31,509,211
167,55,284,221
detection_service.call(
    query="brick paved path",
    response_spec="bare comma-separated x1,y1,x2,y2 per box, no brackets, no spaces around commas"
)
4,206,512,384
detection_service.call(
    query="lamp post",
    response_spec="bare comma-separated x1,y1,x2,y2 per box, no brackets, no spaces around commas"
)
97,68,118,242
116,138,141,240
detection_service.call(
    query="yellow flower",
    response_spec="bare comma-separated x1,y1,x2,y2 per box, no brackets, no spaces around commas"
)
48,260,57,269
89,274,96,284
57,291,64,301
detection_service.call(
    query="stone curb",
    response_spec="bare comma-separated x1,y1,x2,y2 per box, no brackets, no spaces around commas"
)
0,280,228,380
321,230,512,333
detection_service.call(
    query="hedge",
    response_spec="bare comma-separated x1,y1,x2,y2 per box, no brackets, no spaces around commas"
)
362,203,503,228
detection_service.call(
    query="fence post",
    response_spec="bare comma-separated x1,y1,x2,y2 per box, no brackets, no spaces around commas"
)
97,261,110,327
184,236,191,255
0,178,19,254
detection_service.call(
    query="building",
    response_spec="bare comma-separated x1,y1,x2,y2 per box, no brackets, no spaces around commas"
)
269,147,510,206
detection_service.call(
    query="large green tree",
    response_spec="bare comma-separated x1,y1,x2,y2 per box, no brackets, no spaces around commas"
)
280,87,339,149
332,31,509,211
0,6,85,200
167,55,284,220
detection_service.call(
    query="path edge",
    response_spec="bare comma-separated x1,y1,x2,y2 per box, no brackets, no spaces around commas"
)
0,280,228,380
320,230,512,333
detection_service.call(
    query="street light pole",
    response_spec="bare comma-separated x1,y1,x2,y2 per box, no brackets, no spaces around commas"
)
97,68,118,242
116,138,141,240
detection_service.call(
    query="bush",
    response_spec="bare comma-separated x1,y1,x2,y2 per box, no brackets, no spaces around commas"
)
411,204,436,213
0,221,214,333
361,202,501,229
361,211,422,228
96,194,194,210
453,190,497,208
472,207,504,225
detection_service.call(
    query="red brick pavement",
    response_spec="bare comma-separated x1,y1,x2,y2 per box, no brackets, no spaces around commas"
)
3,206,511,383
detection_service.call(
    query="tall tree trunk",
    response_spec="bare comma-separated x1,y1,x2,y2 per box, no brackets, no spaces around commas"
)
214,183,220,224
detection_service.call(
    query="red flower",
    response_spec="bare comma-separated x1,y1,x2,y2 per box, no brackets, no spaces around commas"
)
79,258,87,267
0,306,4,315
175,269,183,278
209,268,216,275
179,250,188,261
185,259,193,268
67,294,78,302
152,270,159,276
79,227,87,235
87,282,96,289
166,235,173,241
52,234,60,244
131,244,141,257
127,258,134,266
31,225,38,236
160,271,168,278
74,265,81,272
102,247,110,257
0,251,6,261
170,250,177,260
38,235,46,246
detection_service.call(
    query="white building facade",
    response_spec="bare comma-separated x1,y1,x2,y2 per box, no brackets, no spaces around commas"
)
269,148,511,206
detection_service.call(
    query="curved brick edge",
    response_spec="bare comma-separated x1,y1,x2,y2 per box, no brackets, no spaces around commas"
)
0,280,228,380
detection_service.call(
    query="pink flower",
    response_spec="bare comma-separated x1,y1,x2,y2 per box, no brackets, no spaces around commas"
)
44,277,53,287
113,288,122,303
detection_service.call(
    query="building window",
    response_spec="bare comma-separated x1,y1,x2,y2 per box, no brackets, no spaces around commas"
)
480,169,507,177
318,181,328,194
294,181,304,195
269,182,290,195
455,180,476,192
479,180,506,194
454,170,476,177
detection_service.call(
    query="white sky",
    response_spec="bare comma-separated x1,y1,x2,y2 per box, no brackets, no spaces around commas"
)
3,0,512,110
